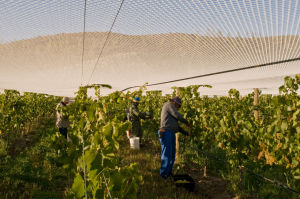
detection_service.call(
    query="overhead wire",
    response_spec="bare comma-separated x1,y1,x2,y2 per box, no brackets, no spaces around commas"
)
87,0,126,84
80,0,87,85
80,2,88,199
120,57,300,92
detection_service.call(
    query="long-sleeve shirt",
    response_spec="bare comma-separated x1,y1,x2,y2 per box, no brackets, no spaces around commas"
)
129,103,146,122
129,103,146,137
160,102,188,133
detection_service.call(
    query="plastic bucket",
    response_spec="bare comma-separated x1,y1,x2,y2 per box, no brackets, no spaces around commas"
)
129,137,140,149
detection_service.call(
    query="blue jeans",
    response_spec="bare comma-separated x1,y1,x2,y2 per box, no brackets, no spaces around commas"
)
158,129,176,179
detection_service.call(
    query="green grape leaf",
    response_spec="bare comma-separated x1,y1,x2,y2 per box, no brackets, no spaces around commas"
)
71,174,85,199
281,121,288,132
103,123,113,137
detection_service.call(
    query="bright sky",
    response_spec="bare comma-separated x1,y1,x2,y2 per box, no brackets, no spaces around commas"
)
1,0,300,42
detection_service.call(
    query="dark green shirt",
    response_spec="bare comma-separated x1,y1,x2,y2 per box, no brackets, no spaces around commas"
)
129,103,146,137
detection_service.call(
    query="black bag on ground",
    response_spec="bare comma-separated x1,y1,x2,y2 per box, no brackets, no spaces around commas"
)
173,174,195,192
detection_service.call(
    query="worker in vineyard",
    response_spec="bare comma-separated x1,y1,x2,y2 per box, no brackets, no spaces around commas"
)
128,97,151,142
158,96,191,179
56,96,70,139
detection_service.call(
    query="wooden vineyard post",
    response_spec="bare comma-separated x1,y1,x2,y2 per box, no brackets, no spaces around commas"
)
176,133,180,159
254,88,259,121
176,87,183,161
203,156,208,178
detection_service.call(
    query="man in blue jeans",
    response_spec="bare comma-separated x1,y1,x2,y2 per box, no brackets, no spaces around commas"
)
158,96,191,179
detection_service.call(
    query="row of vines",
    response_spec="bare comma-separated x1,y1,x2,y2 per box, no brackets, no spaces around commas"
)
136,75,300,198
0,74,299,198
178,75,299,198
0,88,143,198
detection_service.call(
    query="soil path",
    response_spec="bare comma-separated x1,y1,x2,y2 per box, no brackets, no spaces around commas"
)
120,138,234,199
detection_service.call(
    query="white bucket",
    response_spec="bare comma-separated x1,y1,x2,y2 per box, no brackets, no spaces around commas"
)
129,137,140,149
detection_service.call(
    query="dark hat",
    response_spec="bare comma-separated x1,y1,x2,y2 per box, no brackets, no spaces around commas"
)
62,96,70,103
171,96,181,106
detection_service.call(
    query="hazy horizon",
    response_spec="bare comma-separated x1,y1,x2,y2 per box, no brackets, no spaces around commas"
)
0,32,299,96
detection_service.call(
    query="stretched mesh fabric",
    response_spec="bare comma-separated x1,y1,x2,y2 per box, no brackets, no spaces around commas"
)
0,0,299,96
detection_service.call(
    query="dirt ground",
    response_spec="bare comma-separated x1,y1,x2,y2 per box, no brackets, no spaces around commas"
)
120,138,235,199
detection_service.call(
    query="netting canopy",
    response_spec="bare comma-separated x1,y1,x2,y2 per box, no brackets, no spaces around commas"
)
0,0,299,96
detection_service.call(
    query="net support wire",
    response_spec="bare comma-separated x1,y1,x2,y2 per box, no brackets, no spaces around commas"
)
87,0,126,85
80,0,88,86
120,57,300,92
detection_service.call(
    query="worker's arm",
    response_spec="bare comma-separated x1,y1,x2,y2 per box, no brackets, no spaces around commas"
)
167,103,188,124
132,106,146,119
178,126,189,136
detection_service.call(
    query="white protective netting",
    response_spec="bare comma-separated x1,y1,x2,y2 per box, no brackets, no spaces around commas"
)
0,0,299,96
